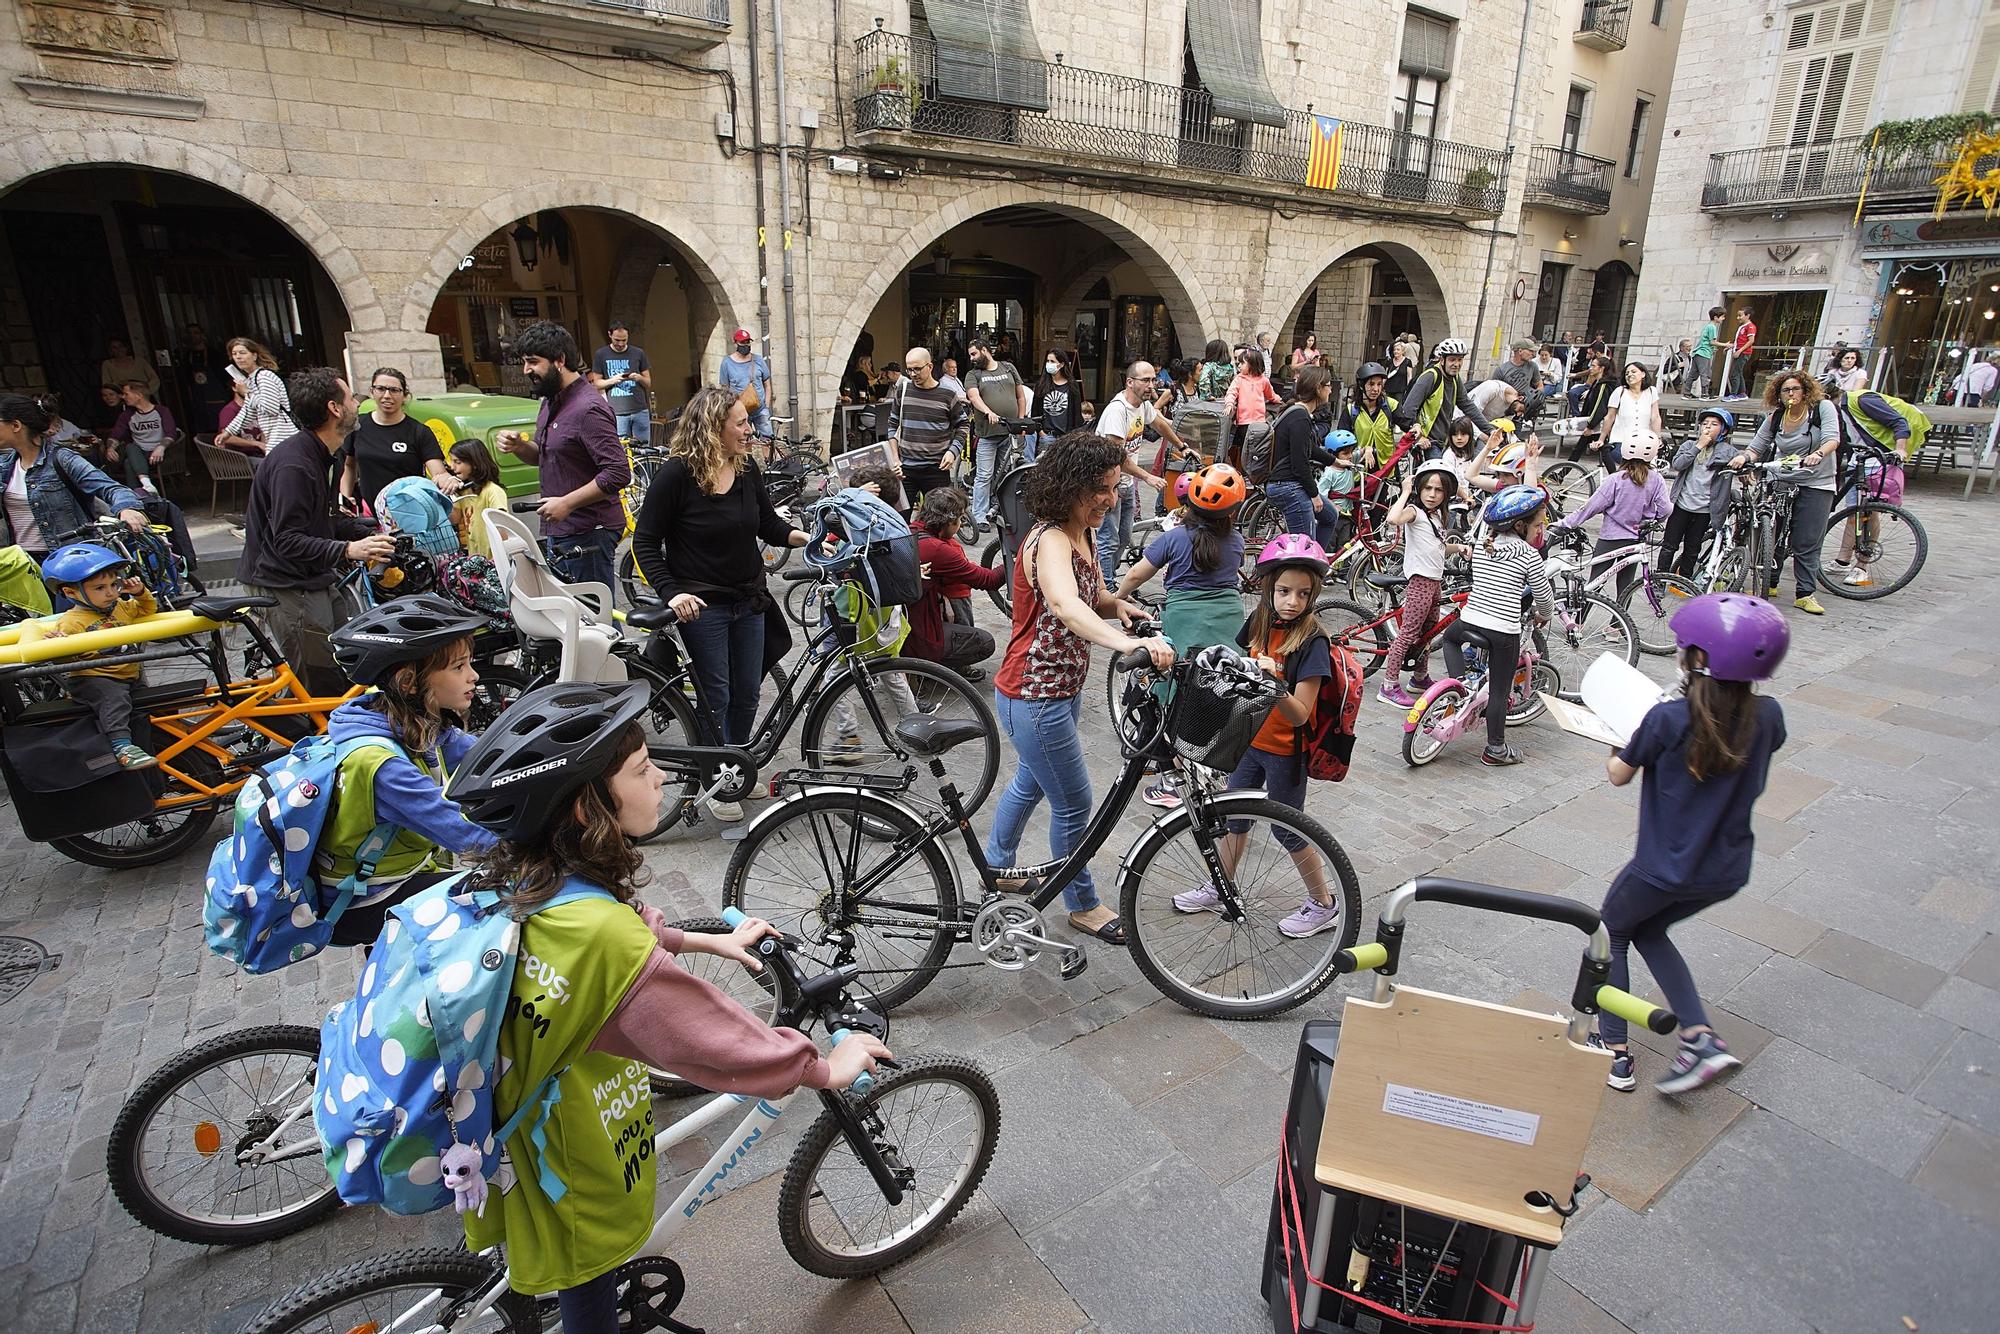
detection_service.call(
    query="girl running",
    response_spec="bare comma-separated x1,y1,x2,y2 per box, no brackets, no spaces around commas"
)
1442,485,1553,767
1593,593,1788,1095
1376,461,1468,708
1171,535,1345,939
1551,432,1670,599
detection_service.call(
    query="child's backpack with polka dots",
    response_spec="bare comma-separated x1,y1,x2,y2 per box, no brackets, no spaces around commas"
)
314,873,617,1215
201,733,411,974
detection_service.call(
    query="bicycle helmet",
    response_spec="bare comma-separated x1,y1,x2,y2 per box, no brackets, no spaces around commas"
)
1433,338,1469,360
1482,484,1546,526
447,680,652,841
1255,533,1330,578
1671,592,1789,681
1357,362,1389,385
1324,429,1359,455
1173,471,1194,506
1186,462,1247,512
329,594,487,687
1621,434,1661,467
1491,441,1532,474
1412,459,1460,500
41,543,129,592
1698,407,1737,435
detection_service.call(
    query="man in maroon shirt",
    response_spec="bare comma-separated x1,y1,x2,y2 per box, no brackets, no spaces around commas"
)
908,488,1002,680
497,321,630,589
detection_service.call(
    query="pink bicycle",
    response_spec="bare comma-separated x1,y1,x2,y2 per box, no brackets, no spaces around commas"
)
1401,641,1561,767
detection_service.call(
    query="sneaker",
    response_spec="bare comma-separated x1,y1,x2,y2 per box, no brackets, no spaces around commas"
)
1794,594,1826,615
1142,778,1182,810
825,731,867,766
1377,681,1416,708
1829,556,1853,571
1589,1034,1637,1091
1843,567,1873,587
1278,897,1344,938
1480,744,1523,767
1172,883,1223,913
1409,675,1435,692
1654,1032,1742,1095
112,742,156,770
708,799,744,823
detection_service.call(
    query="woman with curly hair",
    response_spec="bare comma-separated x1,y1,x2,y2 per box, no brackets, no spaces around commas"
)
630,386,809,820
1730,369,1839,614
987,430,1174,944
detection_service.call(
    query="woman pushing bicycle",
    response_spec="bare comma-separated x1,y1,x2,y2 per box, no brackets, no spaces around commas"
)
1732,370,1838,615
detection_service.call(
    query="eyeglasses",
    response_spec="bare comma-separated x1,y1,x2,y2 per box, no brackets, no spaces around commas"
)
904,364,925,373
370,385,405,395
1781,384,1804,393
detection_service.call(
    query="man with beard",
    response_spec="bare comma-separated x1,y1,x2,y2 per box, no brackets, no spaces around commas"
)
497,320,629,590
239,367,394,695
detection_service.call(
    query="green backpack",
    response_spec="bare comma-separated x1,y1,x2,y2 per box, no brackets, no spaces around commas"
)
1846,390,1929,458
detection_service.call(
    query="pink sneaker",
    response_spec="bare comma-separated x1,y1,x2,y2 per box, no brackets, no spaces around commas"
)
1377,681,1415,708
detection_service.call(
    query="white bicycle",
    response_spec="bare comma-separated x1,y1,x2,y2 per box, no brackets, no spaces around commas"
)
240,910,1000,1333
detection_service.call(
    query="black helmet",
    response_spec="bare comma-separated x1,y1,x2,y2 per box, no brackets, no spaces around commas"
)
329,594,487,687
1358,362,1389,383
446,682,650,842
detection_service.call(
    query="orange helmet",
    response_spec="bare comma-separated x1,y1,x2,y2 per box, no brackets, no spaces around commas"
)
1185,463,1246,513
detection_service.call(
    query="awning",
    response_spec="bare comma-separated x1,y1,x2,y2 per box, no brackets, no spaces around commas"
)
1187,0,1289,127
923,1,1051,113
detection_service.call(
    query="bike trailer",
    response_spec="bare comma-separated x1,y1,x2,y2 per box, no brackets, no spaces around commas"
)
376,477,463,559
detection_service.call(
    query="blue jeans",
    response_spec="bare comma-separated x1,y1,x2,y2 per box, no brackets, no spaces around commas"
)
1265,480,1316,536
972,434,1009,522
546,528,618,596
678,597,766,745
1095,483,1138,586
613,408,651,445
985,691,1099,912
1225,746,1309,851
1597,862,1730,1047
1025,432,1050,463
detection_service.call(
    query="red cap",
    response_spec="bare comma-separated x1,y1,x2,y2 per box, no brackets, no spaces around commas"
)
732,328,753,343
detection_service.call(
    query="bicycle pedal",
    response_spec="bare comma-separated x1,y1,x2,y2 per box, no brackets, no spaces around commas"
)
1059,947,1088,980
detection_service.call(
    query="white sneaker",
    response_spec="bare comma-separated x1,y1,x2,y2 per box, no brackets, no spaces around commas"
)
708,799,744,823
1843,567,1873,587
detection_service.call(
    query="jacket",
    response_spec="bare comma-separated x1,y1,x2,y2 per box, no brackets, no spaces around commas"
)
909,519,1003,662
322,697,496,878
1393,365,1495,440
1669,440,1732,524
0,446,146,552
239,430,376,589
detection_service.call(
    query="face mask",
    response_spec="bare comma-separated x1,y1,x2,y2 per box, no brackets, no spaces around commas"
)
735,343,751,354
1046,360,1061,374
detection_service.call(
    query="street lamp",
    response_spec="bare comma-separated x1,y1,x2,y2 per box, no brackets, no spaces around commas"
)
511,221,540,271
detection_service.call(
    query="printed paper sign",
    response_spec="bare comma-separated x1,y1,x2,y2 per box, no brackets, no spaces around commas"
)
1382,1083,1541,1146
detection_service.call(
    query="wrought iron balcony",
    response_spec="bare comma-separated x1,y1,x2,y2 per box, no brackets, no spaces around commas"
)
1575,0,1630,51
847,32,1512,219
1524,146,1615,213
1699,136,1942,212
396,0,727,54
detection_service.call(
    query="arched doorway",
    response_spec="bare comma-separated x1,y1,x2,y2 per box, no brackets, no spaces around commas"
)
1586,261,1636,348
1275,243,1452,385
0,166,353,435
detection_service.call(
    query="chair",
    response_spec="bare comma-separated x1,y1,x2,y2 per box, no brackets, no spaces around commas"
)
154,432,191,498
194,437,256,514
480,508,626,684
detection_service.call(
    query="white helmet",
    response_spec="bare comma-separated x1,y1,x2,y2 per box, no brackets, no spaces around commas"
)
1493,441,1532,474
1434,338,1469,359
1621,434,1660,466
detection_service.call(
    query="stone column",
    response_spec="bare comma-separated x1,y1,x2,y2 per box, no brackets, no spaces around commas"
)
344,331,447,396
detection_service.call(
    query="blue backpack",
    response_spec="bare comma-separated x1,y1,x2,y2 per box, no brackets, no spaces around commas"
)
804,486,922,606
314,874,613,1214
202,734,406,974
376,476,462,558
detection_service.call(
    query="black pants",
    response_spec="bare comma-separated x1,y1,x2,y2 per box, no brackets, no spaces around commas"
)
1593,536,1641,601
1659,507,1710,579
932,621,994,675
328,870,461,947
901,460,952,504
1441,621,1519,751
556,1268,620,1333
1565,431,1602,462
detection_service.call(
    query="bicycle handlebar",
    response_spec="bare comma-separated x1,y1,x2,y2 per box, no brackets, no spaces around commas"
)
721,906,877,1090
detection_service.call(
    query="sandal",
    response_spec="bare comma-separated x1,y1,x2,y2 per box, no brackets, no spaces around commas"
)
1067,911,1127,946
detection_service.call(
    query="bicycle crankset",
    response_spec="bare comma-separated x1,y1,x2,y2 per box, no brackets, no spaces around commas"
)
612,1256,704,1333
971,899,1087,979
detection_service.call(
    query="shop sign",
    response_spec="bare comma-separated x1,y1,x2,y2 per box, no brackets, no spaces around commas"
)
1728,239,1837,283
1860,214,2000,253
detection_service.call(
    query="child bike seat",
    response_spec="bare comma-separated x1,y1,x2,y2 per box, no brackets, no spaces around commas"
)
480,509,625,684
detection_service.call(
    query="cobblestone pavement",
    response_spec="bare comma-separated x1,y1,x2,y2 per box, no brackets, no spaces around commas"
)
4,475,1999,1333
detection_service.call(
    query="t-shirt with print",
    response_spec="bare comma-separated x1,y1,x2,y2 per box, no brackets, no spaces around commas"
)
124,406,171,450
342,415,445,507
965,361,1024,439
1097,395,1159,493
1245,628,1331,755
1617,695,1785,894
593,345,651,414
1142,522,1243,591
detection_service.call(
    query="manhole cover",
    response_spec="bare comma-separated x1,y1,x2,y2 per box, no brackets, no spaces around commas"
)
0,936,60,1006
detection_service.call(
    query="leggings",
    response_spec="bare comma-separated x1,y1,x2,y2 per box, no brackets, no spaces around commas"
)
1596,862,1732,1047
556,1269,621,1333
1592,536,1641,601
1441,621,1519,750
1382,573,1443,681
1659,507,1710,579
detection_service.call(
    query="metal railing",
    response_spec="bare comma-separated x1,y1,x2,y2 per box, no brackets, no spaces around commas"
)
1524,145,1615,213
1700,135,1945,210
1575,0,1630,49
579,0,728,18
849,32,1511,218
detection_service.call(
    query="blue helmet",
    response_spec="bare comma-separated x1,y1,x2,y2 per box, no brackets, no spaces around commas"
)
41,543,129,590
1482,484,1546,527
1698,407,1736,435
1325,428,1359,454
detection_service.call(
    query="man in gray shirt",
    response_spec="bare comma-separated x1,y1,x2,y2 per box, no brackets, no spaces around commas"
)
963,335,1029,530
886,347,968,502
1486,340,1545,418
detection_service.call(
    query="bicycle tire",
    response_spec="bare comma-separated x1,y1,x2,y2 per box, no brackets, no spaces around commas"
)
1342,547,1400,608
239,1247,535,1334
1315,595,1392,678
50,745,223,869
1120,793,1359,1018
979,537,1011,615
1819,501,1927,600
465,664,529,733
616,545,652,610
1536,591,1638,704
799,657,999,815
785,574,826,629
778,1054,1000,1278
1538,461,1599,511
635,670,706,843
721,788,957,1013
650,917,782,1098
1238,498,1285,581
1402,686,1465,767
1751,511,1777,597
1621,571,1702,656
1504,660,1560,726
107,1025,338,1246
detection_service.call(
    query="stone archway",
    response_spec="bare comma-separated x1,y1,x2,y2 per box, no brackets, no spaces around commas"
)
1271,239,1455,376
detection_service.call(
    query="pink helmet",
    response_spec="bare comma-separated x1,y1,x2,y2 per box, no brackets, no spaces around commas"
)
1174,471,1194,505
1255,533,1330,578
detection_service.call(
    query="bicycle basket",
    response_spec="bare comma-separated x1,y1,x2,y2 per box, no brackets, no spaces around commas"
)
1164,665,1279,772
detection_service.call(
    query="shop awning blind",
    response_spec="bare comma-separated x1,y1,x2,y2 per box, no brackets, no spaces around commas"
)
1187,0,1289,127
922,1,1051,112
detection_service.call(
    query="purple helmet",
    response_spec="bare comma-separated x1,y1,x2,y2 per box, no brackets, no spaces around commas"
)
1671,593,1790,681
1255,533,1330,578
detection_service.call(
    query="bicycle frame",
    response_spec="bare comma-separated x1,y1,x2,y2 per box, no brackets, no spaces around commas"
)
1400,650,1538,746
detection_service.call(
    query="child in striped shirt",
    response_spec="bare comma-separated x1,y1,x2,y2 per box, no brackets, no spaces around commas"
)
1440,485,1554,767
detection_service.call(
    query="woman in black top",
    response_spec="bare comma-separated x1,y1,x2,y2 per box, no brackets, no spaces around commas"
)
339,367,458,510
1263,366,1341,535
1034,348,1082,461
1567,356,1617,461
631,387,808,797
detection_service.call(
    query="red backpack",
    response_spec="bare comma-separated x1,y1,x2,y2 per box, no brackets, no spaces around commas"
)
1285,631,1365,781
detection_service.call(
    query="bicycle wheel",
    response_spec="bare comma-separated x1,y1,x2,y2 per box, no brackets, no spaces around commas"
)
1238,498,1285,581
1342,547,1400,608
721,789,957,1012
50,745,223,869
1402,685,1465,766
107,1025,338,1246
785,574,827,629
464,664,529,732
1315,595,1392,678
1536,592,1638,704
240,1247,535,1334
1621,570,1702,656
1751,511,1778,597
1504,661,1560,726
778,1055,1000,1278
1538,461,1599,511
1820,501,1927,600
616,545,653,609
980,538,1012,615
800,657,999,815
1121,794,1359,1018
651,917,781,1097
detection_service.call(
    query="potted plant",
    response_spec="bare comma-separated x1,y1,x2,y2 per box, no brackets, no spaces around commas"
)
869,54,912,130
1460,165,1497,206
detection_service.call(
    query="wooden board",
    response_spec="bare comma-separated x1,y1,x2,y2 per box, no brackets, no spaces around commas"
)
1315,986,1609,1246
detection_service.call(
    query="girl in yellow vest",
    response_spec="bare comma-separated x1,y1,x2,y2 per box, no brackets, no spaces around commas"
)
321,595,500,944
446,681,889,1329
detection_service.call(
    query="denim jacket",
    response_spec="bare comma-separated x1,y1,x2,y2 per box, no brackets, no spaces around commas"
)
0,445,146,551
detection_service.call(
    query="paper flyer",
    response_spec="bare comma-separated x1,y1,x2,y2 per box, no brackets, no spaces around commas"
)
1540,653,1672,748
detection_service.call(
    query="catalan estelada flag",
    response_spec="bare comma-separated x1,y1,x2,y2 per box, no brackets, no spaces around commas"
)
1306,115,1344,192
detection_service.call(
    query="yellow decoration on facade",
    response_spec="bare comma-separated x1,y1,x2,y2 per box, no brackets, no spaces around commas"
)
1933,129,2000,218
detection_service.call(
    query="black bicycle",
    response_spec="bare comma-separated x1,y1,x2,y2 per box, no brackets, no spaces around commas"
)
720,637,1361,1019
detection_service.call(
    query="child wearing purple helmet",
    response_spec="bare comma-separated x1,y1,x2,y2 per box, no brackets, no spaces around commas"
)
1593,592,1789,1095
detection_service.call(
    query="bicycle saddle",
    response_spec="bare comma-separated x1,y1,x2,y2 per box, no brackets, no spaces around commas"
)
894,715,988,756
1364,570,1409,591
625,603,678,632
188,595,278,621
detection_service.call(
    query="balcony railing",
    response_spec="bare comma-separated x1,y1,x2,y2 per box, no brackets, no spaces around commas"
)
1700,136,1947,211
398,0,727,52
1575,0,1630,51
1524,145,1615,213
848,32,1511,218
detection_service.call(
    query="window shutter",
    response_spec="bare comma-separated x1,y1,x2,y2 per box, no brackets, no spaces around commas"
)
1767,58,1805,146
1839,2,1865,41
1787,9,1816,49
1838,46,1881,135
1865,0,1896,37
1815,51,1853,141
1963,5,2000,112
1400,11,1453,79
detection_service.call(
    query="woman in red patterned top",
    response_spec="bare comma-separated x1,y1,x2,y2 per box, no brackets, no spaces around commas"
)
986,431,1174,944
